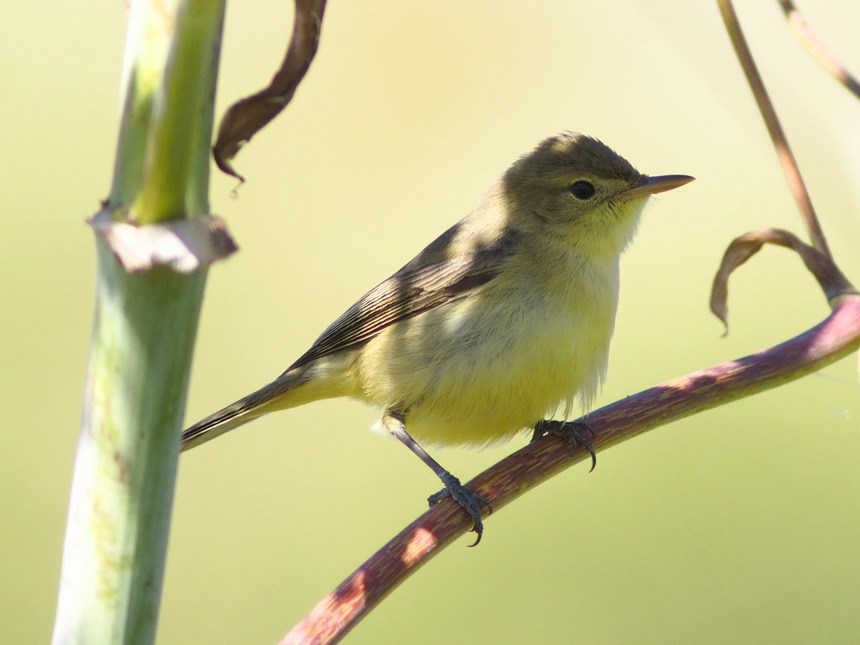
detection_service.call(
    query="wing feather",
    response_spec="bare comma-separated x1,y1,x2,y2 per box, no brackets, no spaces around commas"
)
286,225,521,371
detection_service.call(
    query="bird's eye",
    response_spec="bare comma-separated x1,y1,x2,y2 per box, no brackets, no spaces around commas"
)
568,180,596,200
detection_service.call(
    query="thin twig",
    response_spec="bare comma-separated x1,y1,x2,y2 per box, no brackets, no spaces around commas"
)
716,0,831,259
777,0,860,100
281,294,860,643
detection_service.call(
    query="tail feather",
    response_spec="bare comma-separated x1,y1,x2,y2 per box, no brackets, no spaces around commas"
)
182,369,308,452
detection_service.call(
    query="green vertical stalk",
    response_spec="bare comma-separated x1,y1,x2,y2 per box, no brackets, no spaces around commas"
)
53,1,225,643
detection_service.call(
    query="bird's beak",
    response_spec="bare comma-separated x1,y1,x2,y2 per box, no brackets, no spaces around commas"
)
624,174,694,199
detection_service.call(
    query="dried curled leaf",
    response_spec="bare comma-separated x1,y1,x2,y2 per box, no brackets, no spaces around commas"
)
710,227,857,331
89,209,238,273
212,0,328,182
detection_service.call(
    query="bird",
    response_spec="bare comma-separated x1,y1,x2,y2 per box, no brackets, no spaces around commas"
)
182,132,693,543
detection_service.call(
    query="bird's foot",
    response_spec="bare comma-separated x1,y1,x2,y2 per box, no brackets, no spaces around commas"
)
428,473,492,547
532,420,597,472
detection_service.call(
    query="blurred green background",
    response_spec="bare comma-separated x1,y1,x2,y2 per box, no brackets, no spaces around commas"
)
3,1,860,643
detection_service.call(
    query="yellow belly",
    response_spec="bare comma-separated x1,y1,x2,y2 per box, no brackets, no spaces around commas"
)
352,278,616,447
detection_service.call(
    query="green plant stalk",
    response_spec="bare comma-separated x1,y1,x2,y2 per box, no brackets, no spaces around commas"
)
54,255,207,644
53,1,225,643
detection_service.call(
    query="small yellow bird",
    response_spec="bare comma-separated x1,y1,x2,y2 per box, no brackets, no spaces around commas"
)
183,133,692,541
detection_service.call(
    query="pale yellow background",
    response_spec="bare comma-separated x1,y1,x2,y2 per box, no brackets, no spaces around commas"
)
3,2,860,643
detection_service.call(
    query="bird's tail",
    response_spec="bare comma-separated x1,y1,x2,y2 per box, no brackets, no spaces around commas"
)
181,368,309,452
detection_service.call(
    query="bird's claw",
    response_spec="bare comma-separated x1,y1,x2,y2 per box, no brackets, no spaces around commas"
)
428,473,492,547
532,420,597,472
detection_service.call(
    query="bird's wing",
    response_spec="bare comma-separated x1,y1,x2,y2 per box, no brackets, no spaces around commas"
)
286,225,521,371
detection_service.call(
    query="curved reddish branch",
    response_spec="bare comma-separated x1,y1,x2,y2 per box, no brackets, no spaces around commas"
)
281,295,860,644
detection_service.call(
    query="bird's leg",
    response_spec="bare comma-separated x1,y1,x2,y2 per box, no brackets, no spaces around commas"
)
532,419,597,472
384,410,490,546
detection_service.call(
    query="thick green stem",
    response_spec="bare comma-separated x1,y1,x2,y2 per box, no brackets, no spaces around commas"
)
53,1,225,643
55,249,206,643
